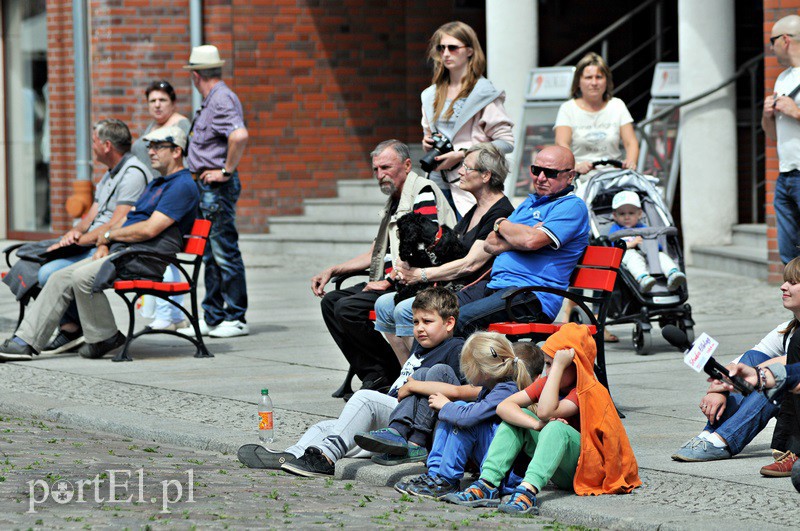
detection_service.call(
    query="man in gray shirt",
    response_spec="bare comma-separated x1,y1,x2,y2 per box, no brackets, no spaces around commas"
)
36,118,149,353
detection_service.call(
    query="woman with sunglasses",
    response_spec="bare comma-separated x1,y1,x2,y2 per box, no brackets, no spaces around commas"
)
554,52,638,182
131,80,192,331
421,21,514,218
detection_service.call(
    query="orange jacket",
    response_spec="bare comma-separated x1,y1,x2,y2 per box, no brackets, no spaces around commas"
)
542,323,642,495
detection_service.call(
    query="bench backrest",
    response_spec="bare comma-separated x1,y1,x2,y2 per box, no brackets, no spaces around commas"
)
183,219,212,256
569,245,624,293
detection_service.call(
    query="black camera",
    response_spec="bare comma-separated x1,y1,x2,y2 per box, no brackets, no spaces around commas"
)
419,133,454,173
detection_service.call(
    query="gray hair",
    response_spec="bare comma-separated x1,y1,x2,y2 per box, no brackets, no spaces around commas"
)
370,139,411,163
196,67,222,80
94,119,132,153
465,142,508,193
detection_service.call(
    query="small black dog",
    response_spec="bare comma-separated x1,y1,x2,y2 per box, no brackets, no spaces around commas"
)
394,212,467,303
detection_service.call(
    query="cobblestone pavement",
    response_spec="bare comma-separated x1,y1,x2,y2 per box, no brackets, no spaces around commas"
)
0,414,575,530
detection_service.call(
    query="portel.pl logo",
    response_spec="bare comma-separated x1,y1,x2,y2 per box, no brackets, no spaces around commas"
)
27,468,194,514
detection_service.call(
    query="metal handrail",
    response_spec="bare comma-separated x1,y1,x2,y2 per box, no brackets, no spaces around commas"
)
555,0,662,66
637,53,764,129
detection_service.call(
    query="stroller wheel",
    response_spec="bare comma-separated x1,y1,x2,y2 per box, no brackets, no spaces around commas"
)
679,324,695,344
632,322,651,355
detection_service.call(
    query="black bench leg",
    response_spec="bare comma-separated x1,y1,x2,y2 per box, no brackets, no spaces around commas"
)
113,295,137,362
331,366,356,398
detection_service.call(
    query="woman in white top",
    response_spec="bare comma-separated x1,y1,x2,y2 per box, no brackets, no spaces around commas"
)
554,52,638,181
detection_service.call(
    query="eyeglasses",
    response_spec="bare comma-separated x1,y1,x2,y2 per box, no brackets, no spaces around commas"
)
462,164,482,174
531,165,572,179
436,44,466,53
771,34,795,45
147,143,174,152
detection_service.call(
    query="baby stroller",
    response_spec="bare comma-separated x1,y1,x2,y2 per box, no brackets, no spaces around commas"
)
571,161,694,355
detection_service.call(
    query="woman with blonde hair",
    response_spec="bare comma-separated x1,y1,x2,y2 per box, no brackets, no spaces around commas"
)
421,21,514,217
554,52,638,180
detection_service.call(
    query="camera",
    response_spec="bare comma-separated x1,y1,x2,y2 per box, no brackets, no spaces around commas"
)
419,133,454,173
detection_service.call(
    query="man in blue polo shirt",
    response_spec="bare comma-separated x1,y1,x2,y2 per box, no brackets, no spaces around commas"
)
0,126,199,361
454,145,589,336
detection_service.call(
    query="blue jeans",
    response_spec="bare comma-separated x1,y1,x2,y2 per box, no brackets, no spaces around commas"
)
427,415,497,481
373,292,415,337
774,170,800,264
198,174,248,325
455,280,546,338
705,350,779,455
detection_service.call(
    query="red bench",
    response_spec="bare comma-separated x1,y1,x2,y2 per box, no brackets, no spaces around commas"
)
488,245,624,392
112,219,213,362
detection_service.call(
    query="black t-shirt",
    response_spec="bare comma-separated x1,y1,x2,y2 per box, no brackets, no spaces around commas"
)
452,196,515,285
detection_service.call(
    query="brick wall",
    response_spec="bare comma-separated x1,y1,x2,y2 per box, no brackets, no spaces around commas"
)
44,0,485,234
764,0,800,283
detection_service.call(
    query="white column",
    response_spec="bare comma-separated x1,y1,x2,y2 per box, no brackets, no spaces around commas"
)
678,0,737,263
486,0,537,158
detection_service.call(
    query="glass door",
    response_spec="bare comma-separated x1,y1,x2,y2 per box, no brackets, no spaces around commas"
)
4,0,49,232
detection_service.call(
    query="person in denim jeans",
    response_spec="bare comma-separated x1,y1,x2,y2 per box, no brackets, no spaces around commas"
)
183,45,250,338
763,15,800,264
672,258,800,462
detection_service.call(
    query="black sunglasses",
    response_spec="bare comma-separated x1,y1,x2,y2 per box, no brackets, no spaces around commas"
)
436,44,466,53
770,33,795,45
531,165,572,179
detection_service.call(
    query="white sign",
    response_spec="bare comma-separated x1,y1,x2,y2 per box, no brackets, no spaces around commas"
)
650,62,680,98
683,332,719,373
526,67,576,101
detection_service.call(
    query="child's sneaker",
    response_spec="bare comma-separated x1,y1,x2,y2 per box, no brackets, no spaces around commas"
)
666,269,686,291
637,274,656,292
498,485,539,515
441,479,500,507
355,428,408,456
407,474,459,500
394,473,430,495
370,444,428,466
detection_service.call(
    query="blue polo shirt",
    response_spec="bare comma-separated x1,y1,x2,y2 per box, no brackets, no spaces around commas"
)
123,168,199,236
487,190,590,320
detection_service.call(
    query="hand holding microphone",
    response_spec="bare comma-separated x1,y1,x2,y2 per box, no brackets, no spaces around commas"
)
661,325,754,396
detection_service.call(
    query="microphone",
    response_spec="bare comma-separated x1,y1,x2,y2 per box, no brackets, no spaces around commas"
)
661,325,753,395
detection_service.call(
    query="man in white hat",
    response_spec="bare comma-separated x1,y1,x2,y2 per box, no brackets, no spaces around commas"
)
181,44,250,339
0,126,200,361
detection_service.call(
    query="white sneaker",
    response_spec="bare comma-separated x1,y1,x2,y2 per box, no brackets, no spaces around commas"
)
667,270,687,291
177,320,215,337
209,320,250,338
638,275,656,293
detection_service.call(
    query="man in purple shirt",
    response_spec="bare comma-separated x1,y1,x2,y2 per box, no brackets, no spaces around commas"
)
182,45,250,339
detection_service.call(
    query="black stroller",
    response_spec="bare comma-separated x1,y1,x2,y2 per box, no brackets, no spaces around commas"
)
570,163,694,355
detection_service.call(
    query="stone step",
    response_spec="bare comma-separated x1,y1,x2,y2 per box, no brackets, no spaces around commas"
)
302,200,385,223
268,217,379,241
241,234,370,259
335,179,387,202
690,244,768,280
731,223,767,249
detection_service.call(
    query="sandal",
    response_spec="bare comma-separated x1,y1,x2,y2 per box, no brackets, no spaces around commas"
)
604,329,619,343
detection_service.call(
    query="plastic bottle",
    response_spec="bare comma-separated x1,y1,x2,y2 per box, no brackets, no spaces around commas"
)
258,388,274,443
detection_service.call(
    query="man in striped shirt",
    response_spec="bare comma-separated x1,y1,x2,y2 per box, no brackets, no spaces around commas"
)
311,140,456,395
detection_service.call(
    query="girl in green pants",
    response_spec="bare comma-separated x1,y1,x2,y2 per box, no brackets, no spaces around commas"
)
443,347,580,515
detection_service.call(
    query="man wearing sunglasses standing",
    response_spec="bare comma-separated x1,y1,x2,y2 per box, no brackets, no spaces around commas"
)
764,15,800,266
453,145,589,336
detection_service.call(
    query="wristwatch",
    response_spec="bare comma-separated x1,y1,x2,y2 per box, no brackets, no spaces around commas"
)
221,168,232,178
493,218,507,233
103,230,112,242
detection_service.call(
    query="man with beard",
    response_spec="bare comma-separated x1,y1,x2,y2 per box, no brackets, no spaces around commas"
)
311,140,455,394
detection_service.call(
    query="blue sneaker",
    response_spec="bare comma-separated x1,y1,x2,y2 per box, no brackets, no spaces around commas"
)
407,474,459,500
441,479,500,507
371,444,428,466
394,473,430,495
499,486,539,515
355,428,408,456
671,436,731,462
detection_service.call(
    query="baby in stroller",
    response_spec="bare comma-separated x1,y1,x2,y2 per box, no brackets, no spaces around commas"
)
609,190,686,293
